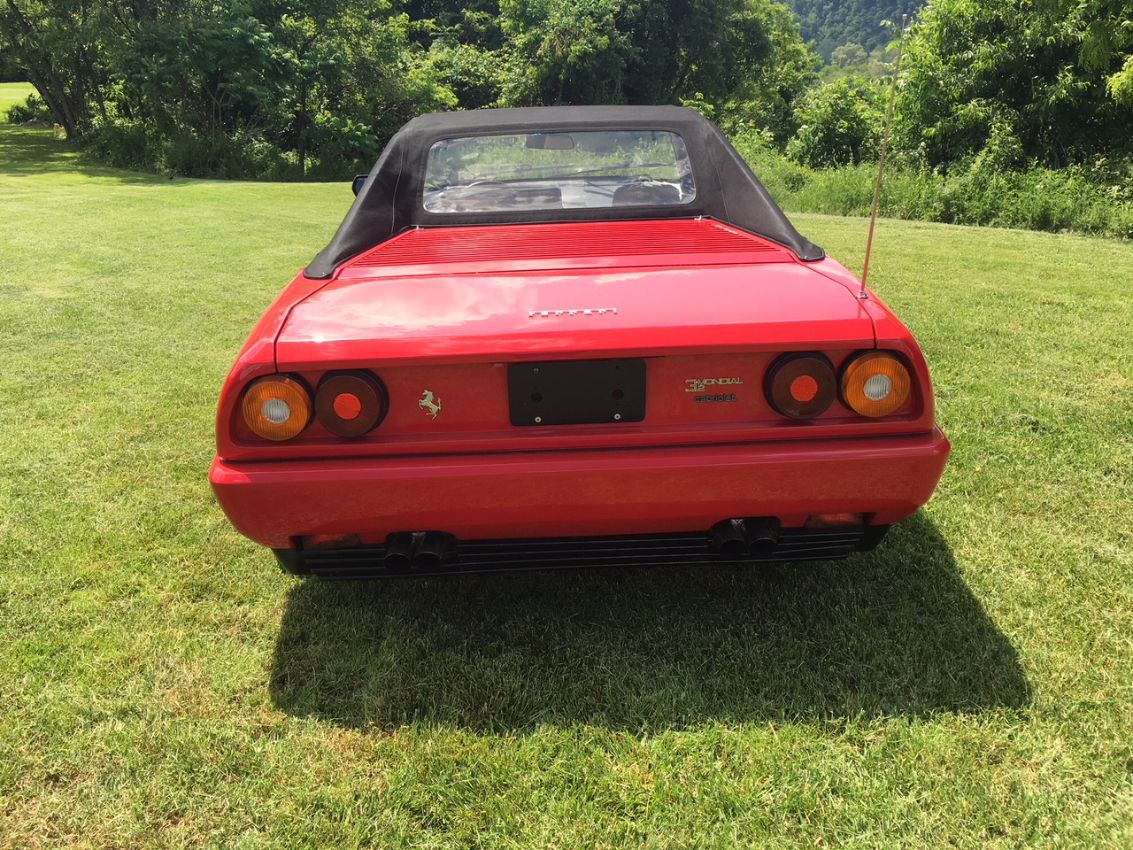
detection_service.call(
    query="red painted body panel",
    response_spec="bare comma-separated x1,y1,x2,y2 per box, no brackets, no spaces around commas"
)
339,219,796,278
275,236,874,369
210,218,950,559
211,428,950,548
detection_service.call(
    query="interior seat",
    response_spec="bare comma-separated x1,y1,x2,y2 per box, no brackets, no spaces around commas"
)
612,182,681,206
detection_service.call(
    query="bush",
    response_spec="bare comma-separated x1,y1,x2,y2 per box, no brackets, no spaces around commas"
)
785,76,882,168
730,128,811,198
6,94,53,125
82,122,158,169
159,131,294,180
740,141,1133,240
304,116,383,180
82,122,299,179
417,41,502,109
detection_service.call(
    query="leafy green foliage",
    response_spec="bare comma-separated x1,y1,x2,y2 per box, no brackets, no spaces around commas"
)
778,0,1133,240
784,0,924,58
715,0,820,144
831,41,868,67
0,0,116,138
2,0,1131,237
0,0,817,177
496,0,819,144
786,75,882,167
738,132,1133,239
0,28,26,81
1109,55,1133,105
4,91,50,123
417,40,502,109
895,0,1133,169
499,0,630,105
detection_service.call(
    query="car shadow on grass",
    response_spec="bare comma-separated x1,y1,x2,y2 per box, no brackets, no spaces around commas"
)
269,512,1030,731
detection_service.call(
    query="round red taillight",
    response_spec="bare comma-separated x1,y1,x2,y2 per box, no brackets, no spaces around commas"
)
332,392,363,420
315,371,388,437
765,353,836,420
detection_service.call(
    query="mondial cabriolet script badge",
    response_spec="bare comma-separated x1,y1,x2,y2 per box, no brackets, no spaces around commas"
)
528,307,618,318
687,377,743,403
685,377,744,392
419,390,442,419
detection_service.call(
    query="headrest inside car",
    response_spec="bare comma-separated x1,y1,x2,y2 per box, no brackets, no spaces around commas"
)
447,185,563,213
612,183,682,206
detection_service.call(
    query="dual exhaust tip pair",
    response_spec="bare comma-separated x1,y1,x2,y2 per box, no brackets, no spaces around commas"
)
708,518,780,559
382,520,779,569
384,531,457,570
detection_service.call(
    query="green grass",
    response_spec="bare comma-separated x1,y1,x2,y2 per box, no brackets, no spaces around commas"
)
1,118,1132,849
0,82,34,119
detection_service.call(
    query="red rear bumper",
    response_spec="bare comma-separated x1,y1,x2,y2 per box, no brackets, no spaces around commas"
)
210,428,950,548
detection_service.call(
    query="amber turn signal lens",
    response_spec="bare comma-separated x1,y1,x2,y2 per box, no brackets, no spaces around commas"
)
840,352,912,418
765,353,837,419
241,375,312,441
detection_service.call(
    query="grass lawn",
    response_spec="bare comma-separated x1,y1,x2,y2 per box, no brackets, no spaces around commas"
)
0,82,34,119
1,111,1131,849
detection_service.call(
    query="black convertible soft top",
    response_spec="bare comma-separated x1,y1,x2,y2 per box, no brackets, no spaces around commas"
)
304,105,824,279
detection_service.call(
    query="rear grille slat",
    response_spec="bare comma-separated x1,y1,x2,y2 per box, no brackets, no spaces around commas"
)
460,535,705,547
298,527,872,579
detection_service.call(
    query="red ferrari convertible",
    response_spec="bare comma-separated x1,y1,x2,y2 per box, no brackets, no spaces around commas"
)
210,106,950,578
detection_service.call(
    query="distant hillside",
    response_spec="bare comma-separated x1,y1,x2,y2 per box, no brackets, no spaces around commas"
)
784,0,924,59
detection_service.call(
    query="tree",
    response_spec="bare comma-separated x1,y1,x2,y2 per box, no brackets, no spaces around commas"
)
786,74,882,166
831,41,867,67
716,0,819,143
782,0,927,60
1066,0,1133,109
0,24,27,80
498,0,629,105
895,0,1133,168
496,0,817,142
0,0,116,137
620,0,776,104
417,40,502,109
1,0,819,177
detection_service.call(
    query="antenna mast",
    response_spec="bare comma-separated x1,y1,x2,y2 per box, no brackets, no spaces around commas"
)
859,14,908,300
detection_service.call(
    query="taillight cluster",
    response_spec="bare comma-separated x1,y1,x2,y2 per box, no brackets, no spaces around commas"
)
240,371,387,442
765,351,913,420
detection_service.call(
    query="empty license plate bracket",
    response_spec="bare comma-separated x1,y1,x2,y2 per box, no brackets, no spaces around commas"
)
508,359,646,426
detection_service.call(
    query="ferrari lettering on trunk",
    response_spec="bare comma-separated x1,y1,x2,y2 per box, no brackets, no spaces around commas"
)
528,308,618,318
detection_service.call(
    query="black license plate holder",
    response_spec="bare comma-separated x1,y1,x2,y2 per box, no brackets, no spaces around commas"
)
508,359,646,426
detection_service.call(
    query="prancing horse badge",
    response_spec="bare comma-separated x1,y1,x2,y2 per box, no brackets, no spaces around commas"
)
419,390,442,419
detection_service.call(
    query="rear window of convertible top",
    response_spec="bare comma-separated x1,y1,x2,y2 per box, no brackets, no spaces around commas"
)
422,130,697,214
